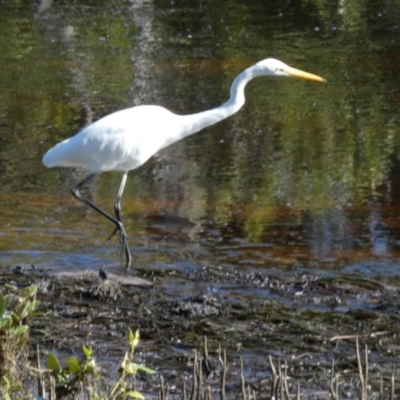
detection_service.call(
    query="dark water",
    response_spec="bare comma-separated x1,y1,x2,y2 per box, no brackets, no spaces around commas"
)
2,2,400,293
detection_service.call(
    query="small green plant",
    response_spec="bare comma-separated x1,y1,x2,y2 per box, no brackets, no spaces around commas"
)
47,344,101,398
1,376,12,400
0,284,40,394
46,329,156,399
111,329,156,399
0,283,156,399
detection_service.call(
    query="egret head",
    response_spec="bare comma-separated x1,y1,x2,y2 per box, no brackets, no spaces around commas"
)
255,58,325,82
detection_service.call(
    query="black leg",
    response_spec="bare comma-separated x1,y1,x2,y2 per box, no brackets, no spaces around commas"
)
108,172,128,255
107,172,127,240
71,172,132,271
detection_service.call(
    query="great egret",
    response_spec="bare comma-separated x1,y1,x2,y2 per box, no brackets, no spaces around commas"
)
43,58,325,271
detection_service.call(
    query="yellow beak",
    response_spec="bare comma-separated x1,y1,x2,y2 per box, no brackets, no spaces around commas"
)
284,66,326,82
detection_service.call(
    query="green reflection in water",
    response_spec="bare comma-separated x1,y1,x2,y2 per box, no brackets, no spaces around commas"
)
1,0,400,267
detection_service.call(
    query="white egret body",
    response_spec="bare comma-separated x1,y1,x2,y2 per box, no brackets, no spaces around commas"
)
43,58,325,271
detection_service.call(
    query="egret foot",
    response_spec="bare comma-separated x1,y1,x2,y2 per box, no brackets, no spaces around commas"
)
114,221,132,271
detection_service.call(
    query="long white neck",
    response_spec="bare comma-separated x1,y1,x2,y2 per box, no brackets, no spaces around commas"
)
171,65,263,143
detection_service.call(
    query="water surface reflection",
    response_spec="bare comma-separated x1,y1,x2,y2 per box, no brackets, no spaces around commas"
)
1,0,400,284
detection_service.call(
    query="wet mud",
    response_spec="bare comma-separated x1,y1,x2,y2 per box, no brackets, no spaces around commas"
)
1,263,400,398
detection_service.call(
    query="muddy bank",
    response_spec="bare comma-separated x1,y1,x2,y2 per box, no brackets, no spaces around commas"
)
1,263,400,398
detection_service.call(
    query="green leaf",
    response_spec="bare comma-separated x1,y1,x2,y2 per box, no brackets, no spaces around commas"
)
128,328,134,343
3,295,12,310
0,292,5,316
9,325,28,338
66,356,81,374
27,299,40,313
125,363,137,374
4,284,17,292
0,312,11,325
47,353,62,371
123,390,145,399
2,375,11,390
0,315,13,330
11,312,21,325
82,345,92,358
15,336,28,348
136,365,156,374
30,311,45,318
129,329,140,351
18,285,37,298
127,363,156,375
82,358,97,375
85,364,95,375
16,301,30,320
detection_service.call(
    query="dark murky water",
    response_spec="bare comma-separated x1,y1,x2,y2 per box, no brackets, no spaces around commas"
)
2,0,400,391
2,0,400,278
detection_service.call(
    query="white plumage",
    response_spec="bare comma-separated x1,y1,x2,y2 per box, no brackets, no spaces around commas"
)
43,58,324,271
